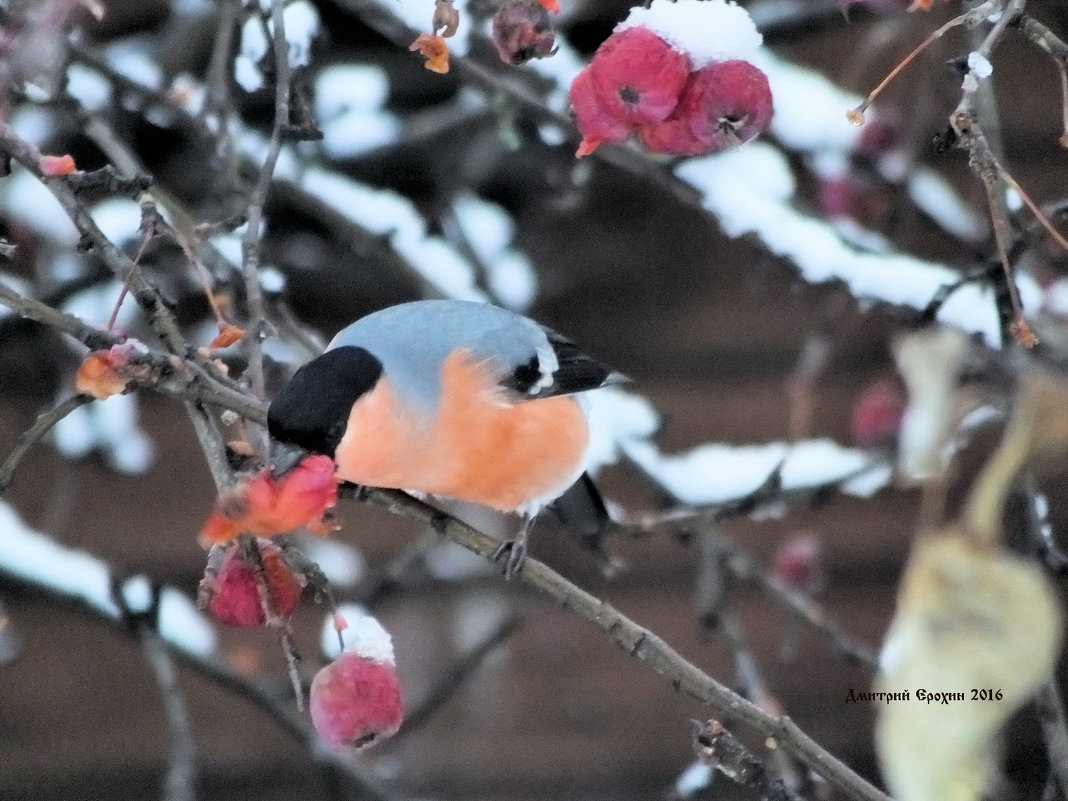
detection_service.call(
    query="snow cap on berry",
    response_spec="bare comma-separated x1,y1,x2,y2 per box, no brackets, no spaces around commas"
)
618,0,762,69
310,609,404,750
322,603,396,664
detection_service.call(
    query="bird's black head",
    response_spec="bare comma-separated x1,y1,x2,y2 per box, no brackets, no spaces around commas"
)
267,346,383,469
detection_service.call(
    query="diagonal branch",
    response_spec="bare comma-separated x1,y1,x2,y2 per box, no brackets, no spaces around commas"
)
354,486,892,801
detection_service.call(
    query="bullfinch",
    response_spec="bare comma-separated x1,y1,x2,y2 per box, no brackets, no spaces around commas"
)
266,299,623,576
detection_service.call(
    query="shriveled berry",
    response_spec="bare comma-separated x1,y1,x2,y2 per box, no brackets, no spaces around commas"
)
491,0,556,65
198,538,305,627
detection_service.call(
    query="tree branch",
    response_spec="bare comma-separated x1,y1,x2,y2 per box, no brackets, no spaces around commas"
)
353,487,892,801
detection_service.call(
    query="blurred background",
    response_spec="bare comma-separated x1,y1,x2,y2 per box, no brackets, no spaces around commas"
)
2,0,1068,799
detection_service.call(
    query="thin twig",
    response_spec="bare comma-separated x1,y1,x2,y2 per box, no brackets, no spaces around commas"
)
137,625,197,801
75,105,241,382
241,0,293,406
0,394,91,492
715,535,878,672
1015,14,1068,146
692,719,803,801
184,401,234,492
397,612,525,736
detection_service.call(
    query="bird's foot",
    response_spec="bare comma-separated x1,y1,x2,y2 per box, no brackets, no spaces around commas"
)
493,537,528,581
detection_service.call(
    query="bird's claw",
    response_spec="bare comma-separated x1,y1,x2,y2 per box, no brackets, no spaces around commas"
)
493,538,527,581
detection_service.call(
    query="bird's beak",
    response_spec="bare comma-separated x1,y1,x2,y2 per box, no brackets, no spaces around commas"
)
268,440,310,479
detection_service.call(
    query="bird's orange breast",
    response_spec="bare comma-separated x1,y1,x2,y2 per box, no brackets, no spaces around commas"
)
333,349,589,512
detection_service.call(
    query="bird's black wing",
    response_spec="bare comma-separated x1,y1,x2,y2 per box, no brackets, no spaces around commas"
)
501,327,625,399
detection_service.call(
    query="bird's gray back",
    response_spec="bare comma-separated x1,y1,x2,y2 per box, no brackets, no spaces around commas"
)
327,300,550,414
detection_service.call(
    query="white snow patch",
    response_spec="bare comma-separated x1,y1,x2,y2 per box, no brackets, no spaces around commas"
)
619,0,762,67
324,604,396,664
105,41,163,90
676,761,715,797
120,574,153,612
675,144,1001,344
321,109,401,158
0,272,33,320
9,106,55,146
158,586,217,656
62,280,139,332
237,15,269,91
234,56,265,92
1044,279,1068,317
299,168,486,301
1,168,79,244
241,14,270,61
315,64,390,119
487,253,538,311
751,51,864,153
1005,187,1023,212
297,537,366,588
452,192,538,310
537,122,568,147
907,168,985,243
260,265,287,293
967,51,993,79
66,64,112,112
584,387,660,474
841,462,894,497
90,198,141,246
279,0,320,68
209,232,244,267
623,438,873,506
0,500,119,618
53,394,156,475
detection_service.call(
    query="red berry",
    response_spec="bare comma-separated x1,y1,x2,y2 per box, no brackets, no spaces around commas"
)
491,0,556,65
637,115,708,156
659,59,772,156
199,454,338,545
772,533,823,594
851,378,905,450
198,538,304,627
588,27,690,126
569,68,633,156
310,652,405,750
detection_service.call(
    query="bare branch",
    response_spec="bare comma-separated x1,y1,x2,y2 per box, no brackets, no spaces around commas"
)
397,612,525,736
0,394,91,492
692,719,803,801
240,0,294,407
354,486,892,801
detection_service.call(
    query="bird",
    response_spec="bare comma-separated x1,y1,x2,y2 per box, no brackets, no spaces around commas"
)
265,299,624,577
